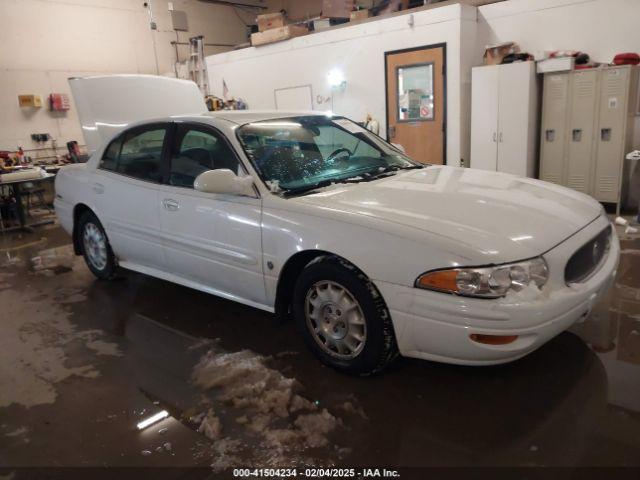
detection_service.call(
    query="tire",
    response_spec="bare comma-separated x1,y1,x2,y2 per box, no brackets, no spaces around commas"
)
292,256,399,376
77,211,118,280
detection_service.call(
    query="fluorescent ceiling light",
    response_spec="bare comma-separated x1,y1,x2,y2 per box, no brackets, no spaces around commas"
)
136,410,169,430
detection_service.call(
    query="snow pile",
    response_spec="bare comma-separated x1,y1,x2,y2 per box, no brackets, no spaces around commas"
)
191,349,343,469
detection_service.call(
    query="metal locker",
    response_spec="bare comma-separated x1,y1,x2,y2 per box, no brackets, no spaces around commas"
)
593,67,630,203
540,73,569,185
566,70,599,193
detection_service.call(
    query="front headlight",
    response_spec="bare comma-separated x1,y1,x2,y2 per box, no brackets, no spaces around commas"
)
415,257,549,299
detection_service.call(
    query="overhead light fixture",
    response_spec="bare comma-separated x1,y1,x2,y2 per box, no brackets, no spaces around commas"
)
327,69,346,90
136,410,169,430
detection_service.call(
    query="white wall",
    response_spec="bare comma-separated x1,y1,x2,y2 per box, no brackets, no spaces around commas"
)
0,0,251,156
208,3,474,165
477,0,640,64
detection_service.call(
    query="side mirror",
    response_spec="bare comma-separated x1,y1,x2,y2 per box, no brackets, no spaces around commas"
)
194,169,255,197
392,143,406,154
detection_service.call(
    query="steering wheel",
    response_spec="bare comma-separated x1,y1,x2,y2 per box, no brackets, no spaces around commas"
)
327,147,353,164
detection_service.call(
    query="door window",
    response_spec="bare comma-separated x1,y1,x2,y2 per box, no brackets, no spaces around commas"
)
169,126,239,188
116,126,167,183
100,136,122,172
397,63,434,122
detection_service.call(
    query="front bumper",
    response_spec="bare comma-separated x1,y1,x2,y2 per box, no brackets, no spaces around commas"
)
376,215,619,365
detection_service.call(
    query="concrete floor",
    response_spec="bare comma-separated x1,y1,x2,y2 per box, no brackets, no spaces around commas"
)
1,218,639,477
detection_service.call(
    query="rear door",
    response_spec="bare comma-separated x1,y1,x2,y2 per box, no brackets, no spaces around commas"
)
93,123,168,270
158,122,266,307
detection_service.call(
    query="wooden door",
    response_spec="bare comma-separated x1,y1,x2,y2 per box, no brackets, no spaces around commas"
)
385,45,445,164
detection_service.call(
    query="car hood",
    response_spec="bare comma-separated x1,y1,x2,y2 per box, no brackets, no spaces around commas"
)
292,166,602,263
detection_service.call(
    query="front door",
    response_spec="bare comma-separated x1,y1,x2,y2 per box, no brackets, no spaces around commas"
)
158,122,266,307
385,44,445,164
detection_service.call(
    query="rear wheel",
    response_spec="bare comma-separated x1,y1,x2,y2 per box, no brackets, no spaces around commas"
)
77,211,118,280
293,256,398,375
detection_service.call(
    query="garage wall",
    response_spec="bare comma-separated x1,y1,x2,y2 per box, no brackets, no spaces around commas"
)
0,0,251,156
207,3,475,166
476,0,640,63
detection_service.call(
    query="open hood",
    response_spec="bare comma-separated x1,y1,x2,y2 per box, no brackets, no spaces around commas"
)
69,75,207,154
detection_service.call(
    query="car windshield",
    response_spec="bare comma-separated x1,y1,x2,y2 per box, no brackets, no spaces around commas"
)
236,115,422,195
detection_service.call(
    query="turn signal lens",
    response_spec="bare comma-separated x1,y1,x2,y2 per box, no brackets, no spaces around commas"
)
470,334,519,345
416,270,459,292
415,257,549,299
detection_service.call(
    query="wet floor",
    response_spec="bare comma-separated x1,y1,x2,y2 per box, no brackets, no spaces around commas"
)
0,219,639,477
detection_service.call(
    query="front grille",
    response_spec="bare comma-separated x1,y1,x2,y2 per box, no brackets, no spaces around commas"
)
565,225,612,284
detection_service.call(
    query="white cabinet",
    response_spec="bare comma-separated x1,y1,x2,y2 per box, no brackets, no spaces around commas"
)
471,62,539,177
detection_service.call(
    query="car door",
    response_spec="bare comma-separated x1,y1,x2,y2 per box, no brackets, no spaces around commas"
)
93,123,169,270
158,122,266,307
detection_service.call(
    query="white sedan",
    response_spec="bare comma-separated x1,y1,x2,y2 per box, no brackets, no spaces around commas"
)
55,78,618,375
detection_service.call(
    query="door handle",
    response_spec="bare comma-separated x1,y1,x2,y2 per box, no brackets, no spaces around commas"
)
92,183,105,194
162,199,180,211
388,125,396,139
493,132,497,143
499,132,503,143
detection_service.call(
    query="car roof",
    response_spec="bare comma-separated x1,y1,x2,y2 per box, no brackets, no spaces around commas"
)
202,110,330,125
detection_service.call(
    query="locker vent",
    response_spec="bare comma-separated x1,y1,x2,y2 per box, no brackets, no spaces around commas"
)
574,75,595,97
548,82,566,100
598,176,616,192
567,175,586,192
542,174,561,184
604,80,624,96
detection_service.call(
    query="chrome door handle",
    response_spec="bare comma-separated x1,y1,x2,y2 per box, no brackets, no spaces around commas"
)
499,132,503,143
492,132,497,143
92,183,105,194
162,199,179,211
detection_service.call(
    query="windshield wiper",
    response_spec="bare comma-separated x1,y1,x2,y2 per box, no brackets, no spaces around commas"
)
281,179,334,197
281,164,425,197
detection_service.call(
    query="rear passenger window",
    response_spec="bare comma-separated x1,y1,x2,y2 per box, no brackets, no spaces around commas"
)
117,127,167,183
100,137,122,171
169,126,239,188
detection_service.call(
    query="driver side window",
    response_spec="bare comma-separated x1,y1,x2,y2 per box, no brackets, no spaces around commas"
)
169,125,240,189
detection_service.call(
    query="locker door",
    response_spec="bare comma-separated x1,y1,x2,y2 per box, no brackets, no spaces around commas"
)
540,73,569,185
497,62,533,176
566,70,598,193
594,67,630,203
470,66,499,171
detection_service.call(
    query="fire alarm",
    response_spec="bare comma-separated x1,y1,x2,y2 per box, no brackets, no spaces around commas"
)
49,93,70,111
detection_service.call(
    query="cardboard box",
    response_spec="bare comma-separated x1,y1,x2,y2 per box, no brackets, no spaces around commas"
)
350,9,369,21
18,94,43,108
483,42,519,65
313,18,332,31
251,24,308,46
322,0,354,18
537,57,575,74
256,12,285,32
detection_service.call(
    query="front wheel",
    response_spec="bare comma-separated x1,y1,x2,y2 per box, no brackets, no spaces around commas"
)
292,256,398,375
77,211,118,280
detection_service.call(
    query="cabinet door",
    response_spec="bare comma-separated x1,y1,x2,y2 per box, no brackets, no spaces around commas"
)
566,70,598,193
540,73,570,185
594,67,629,202
470,66,499,171
497,62,533,176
